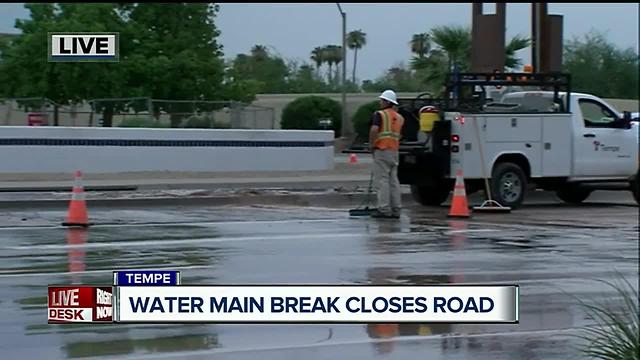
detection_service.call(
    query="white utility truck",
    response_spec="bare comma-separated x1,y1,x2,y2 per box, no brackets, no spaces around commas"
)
390,72,639,208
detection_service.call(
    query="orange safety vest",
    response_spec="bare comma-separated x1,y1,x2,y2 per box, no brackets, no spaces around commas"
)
374,108,404,150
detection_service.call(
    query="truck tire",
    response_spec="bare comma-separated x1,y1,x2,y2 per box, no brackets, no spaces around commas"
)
411,185,450,206
556,187,592,204
491,162,527,209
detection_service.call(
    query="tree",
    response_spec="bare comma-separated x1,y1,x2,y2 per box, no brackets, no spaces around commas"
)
0,3,229,127
563,30,639,99
251,45,268,61
286,61,329,93
323,45,335,84
362,63,423,93
410,33,431,59
310,46,325,77
410,25,530,95
227,45,289,94
281,96,342,137
333,46,343,86
323,45,343,86
505,35,531,70
430,25,471,71
347,30,366,83
0,4,131,126
124,3,226,127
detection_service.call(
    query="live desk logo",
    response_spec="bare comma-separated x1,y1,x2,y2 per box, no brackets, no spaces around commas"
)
48,32,119,62
48,286,113,323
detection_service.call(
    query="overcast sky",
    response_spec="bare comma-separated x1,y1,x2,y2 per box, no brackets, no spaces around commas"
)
1,3,638,80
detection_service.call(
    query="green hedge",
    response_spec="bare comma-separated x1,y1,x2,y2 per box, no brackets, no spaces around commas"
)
352,100,379,142
281,96,342,137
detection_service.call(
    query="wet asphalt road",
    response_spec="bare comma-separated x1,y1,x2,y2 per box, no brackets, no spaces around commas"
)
0,193,637,360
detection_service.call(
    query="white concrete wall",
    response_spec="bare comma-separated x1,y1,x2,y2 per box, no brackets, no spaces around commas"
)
0,126,334,173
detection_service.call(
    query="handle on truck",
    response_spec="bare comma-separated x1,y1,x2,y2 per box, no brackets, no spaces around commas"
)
583,134,596,138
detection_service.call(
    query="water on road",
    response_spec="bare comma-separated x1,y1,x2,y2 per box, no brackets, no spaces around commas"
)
0,200,637,359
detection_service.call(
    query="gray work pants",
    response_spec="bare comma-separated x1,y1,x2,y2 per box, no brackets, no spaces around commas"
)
373,149,401,214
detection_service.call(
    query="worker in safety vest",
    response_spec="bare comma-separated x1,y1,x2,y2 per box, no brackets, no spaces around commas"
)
369,90,405,219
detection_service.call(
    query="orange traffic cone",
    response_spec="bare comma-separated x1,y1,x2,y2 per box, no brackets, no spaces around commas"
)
349,153,358,164
448,169,470,218
62,170,91,227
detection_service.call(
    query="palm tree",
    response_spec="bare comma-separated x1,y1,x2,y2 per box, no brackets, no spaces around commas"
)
323,45,343,85
332,45,344,85
310,46,325,77
251,45,268,61
505,35,531,70
347,30,367,83
321,45,334,83
412,25,530,95
410,33,431,59
430,25,471,71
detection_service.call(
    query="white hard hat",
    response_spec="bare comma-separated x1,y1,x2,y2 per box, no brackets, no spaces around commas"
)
379,90,398,105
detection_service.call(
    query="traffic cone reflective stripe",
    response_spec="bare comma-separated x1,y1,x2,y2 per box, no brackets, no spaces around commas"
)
448,169,470,218
71,187,85,201
63,170,90,227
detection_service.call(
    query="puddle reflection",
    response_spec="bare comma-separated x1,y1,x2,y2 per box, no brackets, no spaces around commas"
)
66,229,87,284
63,332,219,358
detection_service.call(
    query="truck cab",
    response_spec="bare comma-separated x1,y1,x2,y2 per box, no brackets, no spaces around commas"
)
501,91,638,180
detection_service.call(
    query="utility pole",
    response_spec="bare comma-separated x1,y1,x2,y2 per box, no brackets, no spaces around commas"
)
336,3,349,138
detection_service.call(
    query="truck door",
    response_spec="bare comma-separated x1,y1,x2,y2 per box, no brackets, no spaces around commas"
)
573,99,634,177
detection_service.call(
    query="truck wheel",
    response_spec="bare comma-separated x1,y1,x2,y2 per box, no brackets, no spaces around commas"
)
491,162,527,209
556,187,592,204
411,185,450,206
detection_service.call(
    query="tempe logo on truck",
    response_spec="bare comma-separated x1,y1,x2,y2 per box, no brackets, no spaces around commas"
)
48,286,113,323
593,141,620,152
48,33,119,62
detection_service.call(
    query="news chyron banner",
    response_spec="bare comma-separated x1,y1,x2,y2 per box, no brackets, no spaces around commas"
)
49,270,519,324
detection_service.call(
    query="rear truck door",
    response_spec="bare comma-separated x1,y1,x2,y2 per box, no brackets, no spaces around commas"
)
573,98,635,177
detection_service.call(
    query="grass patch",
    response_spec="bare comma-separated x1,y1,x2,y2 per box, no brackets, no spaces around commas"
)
575,274,639,360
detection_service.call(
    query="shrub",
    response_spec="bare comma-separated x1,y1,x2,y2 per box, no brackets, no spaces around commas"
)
118,117,169,128
352,100,380,142
574,273,639,360
281,96,342,137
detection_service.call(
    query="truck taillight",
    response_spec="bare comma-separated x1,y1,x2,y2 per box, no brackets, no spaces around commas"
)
455,115,465,124
451,135,460,142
